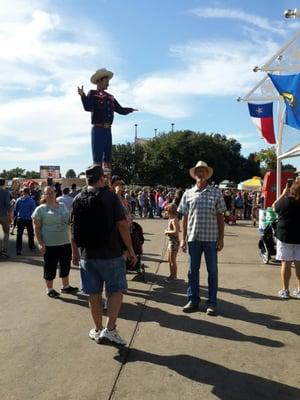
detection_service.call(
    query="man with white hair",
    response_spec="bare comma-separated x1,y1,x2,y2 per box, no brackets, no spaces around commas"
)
178,161,226,315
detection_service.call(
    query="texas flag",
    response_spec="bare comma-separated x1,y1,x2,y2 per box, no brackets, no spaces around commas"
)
247,102,276,144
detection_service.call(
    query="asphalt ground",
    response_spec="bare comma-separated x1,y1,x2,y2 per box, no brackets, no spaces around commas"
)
0,218,299,400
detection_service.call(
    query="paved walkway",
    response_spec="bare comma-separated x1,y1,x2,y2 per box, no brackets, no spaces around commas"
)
0,219,299,400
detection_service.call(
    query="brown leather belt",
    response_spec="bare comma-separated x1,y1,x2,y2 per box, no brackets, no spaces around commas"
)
93,123,112,129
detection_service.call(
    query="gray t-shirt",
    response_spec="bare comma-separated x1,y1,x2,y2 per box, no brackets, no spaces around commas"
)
32,203,70,246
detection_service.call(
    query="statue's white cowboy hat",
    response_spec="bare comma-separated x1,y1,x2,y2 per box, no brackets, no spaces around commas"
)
90,68,114,84
189,161,213,180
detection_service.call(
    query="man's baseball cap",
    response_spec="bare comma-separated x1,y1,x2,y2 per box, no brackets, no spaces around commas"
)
85,165,104,181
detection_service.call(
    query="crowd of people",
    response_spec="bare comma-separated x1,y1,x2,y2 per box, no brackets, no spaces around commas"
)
221,188,263,225
1,161,300,346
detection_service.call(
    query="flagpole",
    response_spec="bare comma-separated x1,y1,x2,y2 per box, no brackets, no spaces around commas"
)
260,30,300,70
259,65,300,72
237,76,268,102
238,15,300,202
276,101,285,198
278,143,300,159
238,29,300,102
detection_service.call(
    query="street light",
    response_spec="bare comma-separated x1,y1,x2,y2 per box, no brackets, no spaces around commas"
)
284,8,300,18
171,123,174,133
133,124,138,184
134,124,138,141
154,128,157,137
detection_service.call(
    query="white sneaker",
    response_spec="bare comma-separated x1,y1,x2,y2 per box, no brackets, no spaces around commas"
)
278,289,290,299
98,327,127,346
292,289,300,299
89,328,101,341
206,306,217,316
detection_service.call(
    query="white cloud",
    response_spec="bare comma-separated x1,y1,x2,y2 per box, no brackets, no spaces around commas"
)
0,146,26,153
0,0,44,18
0,3,117,92
0,2,293,167
129,8,300,118
0,1,130,163
190,7,285,35
0,87,139,161
129,37,279,118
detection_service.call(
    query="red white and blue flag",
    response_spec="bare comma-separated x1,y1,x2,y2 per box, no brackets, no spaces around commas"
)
247,102,276,144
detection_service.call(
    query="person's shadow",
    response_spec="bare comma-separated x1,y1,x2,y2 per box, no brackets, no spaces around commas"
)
115,348,300,400
127,286,300,336
120,302,283,348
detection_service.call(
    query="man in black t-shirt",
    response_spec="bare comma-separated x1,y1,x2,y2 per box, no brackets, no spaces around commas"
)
70,165,136,345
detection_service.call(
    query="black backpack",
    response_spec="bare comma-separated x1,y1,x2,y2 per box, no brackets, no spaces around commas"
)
72,188,111,248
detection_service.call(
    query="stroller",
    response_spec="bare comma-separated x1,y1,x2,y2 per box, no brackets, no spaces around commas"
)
224,210,237,225
258,220,277,264
126,221,146,279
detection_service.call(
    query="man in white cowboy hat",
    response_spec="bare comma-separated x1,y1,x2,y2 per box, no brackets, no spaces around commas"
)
178,161,226,315
78,68,138,177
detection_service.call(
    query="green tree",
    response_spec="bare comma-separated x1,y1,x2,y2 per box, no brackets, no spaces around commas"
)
65,169,76,178
255,147,296,175
255,147,277,171
282,163,296,172
25,170,40,179
240,153,261,180
112,143,145,183
136,131,259,187
0,168,26,179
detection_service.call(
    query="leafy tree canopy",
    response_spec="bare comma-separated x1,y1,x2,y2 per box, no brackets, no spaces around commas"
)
0,168,39,179
255,147,296,175
112,131,261,187
65,169,76,178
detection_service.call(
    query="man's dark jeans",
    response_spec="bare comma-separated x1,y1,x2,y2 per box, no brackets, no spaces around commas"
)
187,241,218,306
16,219,34,252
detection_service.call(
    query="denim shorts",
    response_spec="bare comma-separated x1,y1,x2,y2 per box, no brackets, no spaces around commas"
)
80,256,127,295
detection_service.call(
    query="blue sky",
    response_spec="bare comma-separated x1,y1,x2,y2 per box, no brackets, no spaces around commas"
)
1,0,300,175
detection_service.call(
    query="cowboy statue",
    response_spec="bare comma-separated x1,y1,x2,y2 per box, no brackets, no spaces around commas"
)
78,68,138,177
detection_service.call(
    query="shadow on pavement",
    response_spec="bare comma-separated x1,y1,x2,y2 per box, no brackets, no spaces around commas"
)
115,348,300,400
4,255,43,268
142,255,167,263
58,296,89,308
120,302,283,347
217,287,279,300
128,286,300,336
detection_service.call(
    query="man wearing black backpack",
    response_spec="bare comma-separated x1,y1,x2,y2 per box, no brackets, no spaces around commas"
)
70,165,136,346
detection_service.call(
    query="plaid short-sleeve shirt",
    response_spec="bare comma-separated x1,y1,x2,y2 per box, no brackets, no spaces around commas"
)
178,185,226,242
